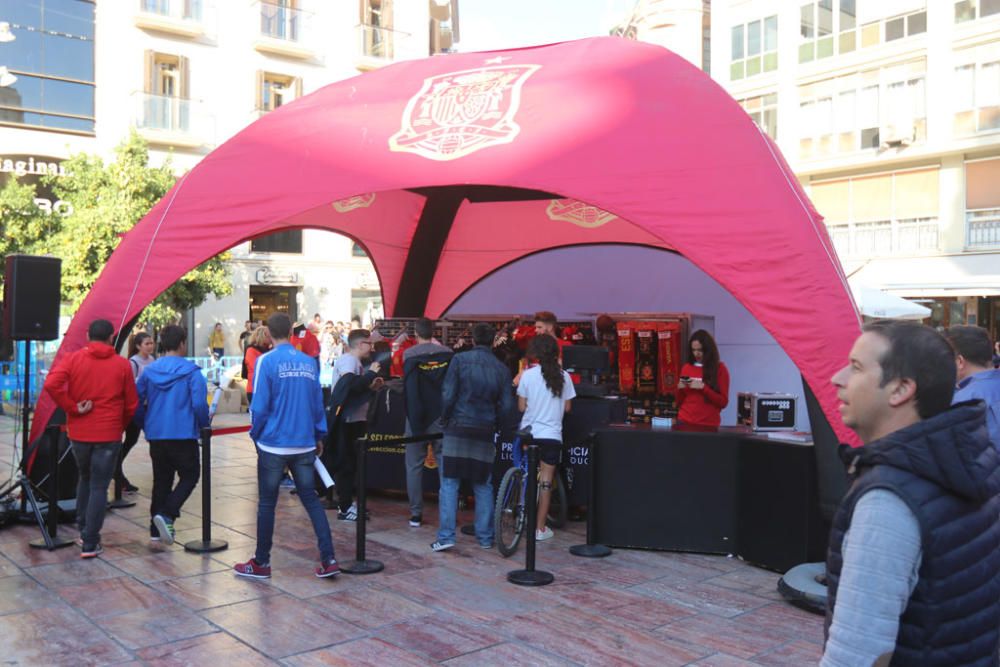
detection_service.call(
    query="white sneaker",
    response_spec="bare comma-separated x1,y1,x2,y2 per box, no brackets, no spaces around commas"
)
536,527,554,541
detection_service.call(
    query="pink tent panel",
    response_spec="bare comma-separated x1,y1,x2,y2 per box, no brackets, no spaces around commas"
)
30,37,860,450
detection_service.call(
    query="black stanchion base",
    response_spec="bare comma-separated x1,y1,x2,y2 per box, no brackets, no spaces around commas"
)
340,559,384,574
183,539,229,553
460,524,476,536
507,568,554,586
108,498,136,509
29,536,74,550
569,543,612,558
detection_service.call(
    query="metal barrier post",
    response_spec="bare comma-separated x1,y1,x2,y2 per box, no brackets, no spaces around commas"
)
29,426,73,550
341,435,384,574
508,443,554,586
570,434,612,558
184,426,228,553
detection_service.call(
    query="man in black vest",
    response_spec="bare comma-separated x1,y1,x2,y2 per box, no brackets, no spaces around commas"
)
822,320,1000,666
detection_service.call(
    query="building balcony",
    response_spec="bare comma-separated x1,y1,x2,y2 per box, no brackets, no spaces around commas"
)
355,23,411,70
132,92,214,149
252,2,315,60
828,219,940,260
967,209,1000,249
135,0,208,38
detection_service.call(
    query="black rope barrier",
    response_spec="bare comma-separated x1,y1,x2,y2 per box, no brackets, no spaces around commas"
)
184,426,228,553
340,435,384,574
507,442,554,586
570,433,612,558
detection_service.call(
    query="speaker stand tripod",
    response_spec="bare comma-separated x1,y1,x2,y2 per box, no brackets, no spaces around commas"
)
11,341,72,549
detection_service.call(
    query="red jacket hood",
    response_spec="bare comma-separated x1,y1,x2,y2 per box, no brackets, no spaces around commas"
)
84,341,117,359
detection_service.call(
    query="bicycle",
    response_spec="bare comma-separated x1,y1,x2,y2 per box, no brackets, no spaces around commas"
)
494,428,569,558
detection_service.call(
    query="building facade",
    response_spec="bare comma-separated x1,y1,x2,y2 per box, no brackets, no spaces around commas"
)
0,0,458,355
708,0,1000,339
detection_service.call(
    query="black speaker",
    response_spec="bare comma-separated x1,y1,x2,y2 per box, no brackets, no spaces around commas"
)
3,255,61,341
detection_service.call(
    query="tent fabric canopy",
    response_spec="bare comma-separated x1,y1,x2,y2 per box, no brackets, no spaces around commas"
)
31,37,860,446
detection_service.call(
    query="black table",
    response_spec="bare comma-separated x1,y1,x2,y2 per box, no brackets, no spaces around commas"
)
591,424,826,572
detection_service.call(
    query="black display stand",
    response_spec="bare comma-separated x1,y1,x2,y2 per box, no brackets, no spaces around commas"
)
590,425,824,572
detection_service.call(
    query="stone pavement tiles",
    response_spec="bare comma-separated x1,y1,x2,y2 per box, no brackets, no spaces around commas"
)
0,413,824,665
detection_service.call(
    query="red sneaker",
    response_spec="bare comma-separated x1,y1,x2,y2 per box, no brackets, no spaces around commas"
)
315,559,340,578
234,558,271,579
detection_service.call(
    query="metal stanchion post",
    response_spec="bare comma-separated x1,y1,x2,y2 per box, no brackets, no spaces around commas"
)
29,426,73,550
108,446,135,509
184,426,228,553
508,443,554,586
341,436,384,574
570,434,612,558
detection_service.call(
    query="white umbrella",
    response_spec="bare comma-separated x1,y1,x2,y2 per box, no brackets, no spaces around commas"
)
850,284,931,320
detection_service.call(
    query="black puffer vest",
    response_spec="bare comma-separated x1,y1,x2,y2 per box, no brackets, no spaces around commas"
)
825,401,1000,666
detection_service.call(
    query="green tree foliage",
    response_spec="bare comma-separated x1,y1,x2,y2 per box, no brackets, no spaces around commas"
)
1,132,232,329
0,178,62,268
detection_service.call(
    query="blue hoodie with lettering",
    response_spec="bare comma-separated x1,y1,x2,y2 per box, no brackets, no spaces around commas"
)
250,343,327,448
136,356,210,441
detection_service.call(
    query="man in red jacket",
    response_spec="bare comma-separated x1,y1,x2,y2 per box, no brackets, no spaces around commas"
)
43,319,138,558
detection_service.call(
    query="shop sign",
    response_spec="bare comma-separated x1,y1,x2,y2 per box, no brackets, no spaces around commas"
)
0,154,73,217
255,268,301,285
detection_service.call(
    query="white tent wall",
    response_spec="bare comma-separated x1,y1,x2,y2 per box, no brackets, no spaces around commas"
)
447,245,814,432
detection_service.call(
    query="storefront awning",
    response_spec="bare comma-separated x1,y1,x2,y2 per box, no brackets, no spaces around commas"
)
844,253,1000,297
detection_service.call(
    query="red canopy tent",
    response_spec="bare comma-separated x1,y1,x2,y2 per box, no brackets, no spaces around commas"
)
30,37,860,447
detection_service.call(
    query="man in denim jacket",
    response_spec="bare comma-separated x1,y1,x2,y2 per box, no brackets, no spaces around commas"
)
431,323,515,551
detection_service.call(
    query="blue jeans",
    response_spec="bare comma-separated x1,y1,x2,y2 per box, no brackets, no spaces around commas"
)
437,472,494,546
71,440,121,548
255,448,334,565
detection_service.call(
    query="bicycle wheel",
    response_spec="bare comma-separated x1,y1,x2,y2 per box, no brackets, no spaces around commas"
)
495,466,525,557
545,470,568,530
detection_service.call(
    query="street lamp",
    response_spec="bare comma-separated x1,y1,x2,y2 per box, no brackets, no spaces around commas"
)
0,21,15,43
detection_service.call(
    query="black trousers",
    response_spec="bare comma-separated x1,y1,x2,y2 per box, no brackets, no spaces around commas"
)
149,439,200,522
334,421,367,512
116,421,142,485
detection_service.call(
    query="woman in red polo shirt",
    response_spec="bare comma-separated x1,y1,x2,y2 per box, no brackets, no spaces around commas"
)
676,330,730,428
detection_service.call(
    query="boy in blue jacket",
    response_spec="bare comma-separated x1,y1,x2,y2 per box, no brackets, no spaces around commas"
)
136,325,210,544
236,312,338,579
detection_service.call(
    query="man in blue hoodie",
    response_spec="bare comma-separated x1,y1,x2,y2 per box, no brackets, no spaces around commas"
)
136,325,209,544
235,312,338,579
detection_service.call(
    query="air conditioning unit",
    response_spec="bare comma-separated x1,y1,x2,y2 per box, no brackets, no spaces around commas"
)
880,124,914,148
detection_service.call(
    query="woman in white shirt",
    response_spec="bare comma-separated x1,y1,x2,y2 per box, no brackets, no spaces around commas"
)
516,334,575,541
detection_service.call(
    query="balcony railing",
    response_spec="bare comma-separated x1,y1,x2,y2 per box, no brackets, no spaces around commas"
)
356,23,412,63
133,92,213,147
967,209,1000,249
828,219,939,259
259,1,304,42
139,0,203,21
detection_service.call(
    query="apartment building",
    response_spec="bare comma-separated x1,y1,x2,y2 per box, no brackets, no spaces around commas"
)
0,0,458,355
705,0,1000,337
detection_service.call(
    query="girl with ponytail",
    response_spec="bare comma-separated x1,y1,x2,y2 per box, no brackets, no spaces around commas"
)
517,334,576,541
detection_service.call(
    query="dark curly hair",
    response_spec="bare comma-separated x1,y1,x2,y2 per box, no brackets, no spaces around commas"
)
527,334,564,398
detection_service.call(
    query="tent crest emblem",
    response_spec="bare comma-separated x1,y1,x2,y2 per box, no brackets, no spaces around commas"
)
546,199,618,228
332,193,377,212
388,64,541,161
